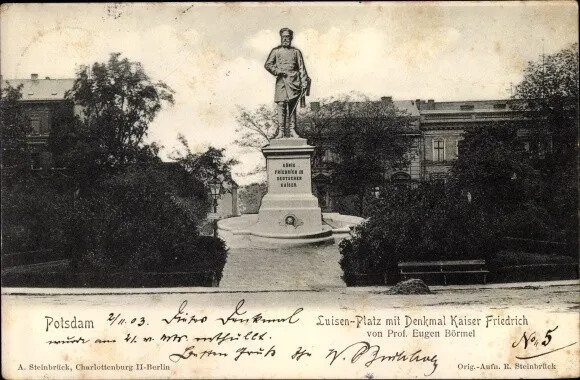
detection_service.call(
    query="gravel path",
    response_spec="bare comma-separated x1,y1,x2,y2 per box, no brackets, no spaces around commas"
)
219,243,345,290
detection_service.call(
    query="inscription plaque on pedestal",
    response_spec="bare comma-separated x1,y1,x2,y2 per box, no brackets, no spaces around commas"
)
249,138,332,241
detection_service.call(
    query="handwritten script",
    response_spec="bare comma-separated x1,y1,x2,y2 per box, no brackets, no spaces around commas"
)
326,341,438,376
35,299,579,378
40,299,442,376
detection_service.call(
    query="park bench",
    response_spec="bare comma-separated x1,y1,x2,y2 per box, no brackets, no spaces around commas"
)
398,260,489,285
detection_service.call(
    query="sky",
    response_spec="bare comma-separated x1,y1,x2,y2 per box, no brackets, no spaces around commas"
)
1,2,578,184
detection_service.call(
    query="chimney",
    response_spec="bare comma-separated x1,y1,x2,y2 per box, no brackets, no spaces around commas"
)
415,99,421,110
381,96,393,103
31,73,39,80
310,101,320,112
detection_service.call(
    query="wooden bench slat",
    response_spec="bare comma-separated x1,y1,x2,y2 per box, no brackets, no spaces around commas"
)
399,260,485,266
399,261,442,266
444,270,490,274
399,264,437,267
398,259,489,285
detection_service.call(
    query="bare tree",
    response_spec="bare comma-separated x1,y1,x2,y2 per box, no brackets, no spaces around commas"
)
233,104,281,152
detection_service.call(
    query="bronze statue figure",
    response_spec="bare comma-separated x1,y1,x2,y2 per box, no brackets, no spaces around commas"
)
265,27,311,138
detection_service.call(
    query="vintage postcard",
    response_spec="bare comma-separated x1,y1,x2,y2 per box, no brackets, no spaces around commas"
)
1,2,579,379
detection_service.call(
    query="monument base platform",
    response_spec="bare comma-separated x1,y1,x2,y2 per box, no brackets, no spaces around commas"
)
221,137,363,246
250,193,326,235
217,213,364,248
249,137,331,242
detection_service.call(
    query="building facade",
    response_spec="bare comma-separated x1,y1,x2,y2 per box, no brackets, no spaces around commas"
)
2,74,76,170
417,98,526,182
309,96,530,211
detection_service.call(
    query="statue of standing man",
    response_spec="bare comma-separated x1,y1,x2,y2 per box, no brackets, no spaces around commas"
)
265,28,311,138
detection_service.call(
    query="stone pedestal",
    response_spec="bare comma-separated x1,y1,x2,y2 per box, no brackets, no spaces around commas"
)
249,138,332,240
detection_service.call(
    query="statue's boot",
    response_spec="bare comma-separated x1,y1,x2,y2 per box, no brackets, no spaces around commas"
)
276,101,288,138
274,127,285,139
288,128,299,138
288,107,299,137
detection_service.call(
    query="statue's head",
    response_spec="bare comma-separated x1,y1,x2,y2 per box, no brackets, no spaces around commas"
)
280,28,293,47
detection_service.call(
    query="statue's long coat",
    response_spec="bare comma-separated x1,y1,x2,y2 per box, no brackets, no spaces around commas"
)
264,46,309,102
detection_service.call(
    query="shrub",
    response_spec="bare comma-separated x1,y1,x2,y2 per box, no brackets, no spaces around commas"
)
339,183,498,284
1,175,73,253
489,250,575,268
62,164,228,279
499,202,556,241
238,182,267,214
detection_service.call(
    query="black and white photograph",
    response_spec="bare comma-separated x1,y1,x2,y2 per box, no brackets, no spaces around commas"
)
1,2,579,379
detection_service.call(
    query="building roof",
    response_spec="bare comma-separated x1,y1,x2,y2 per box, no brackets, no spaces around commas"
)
2,78,75,101
416,98,524,113
348,99,421,117
392,100,420,117
313,98,420,117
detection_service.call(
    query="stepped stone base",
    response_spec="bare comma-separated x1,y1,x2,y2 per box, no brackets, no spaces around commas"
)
226,137,339,245
251,137,330,242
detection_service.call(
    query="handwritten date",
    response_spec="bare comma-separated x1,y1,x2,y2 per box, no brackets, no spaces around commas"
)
107,313,146,327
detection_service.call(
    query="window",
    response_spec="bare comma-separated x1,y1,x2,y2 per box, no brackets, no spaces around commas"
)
391,172,411,190
30,118,41,135
430,173,448,184
323,149,340,163
494,103,507,109
391,172,411,182
537,142,546,159
433,139,445,162
523,141,530,152
460,104,474,111
393,160,407,172
546,134,553,154
30,152,42,170
457,139,465,157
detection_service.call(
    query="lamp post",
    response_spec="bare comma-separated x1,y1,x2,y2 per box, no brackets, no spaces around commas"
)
208,175,222,237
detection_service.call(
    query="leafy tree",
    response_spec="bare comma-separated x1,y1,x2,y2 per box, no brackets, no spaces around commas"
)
233,105,280,152
238,182,268,214
61,53,174,182
450,125,540,213
513,43,578,164
302,94,414,216
231,104,284,179
512,43,578,246
1,83,30,183
1,55,232,284
448,124,562,245
171,134,239,185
